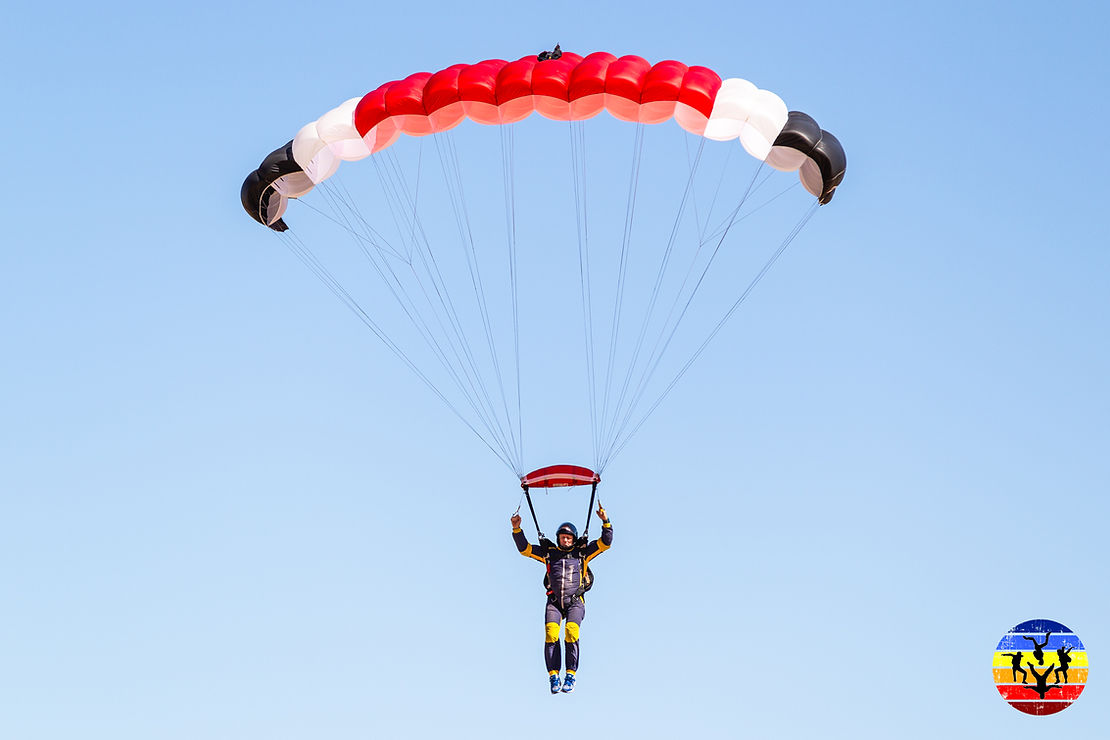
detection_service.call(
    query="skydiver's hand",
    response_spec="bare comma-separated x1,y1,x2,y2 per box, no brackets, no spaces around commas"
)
597,505,608,523
511,514,522,529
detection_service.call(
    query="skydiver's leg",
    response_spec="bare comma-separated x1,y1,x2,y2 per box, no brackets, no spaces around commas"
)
1017,666,1027,683
545,602,564,675
563,598,586,674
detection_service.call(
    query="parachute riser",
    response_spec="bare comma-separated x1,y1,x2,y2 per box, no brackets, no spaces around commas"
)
521,478,600,545
520,484,545,541
582,481,599,541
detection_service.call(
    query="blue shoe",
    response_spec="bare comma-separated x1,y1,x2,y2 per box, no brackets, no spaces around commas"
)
549,674,561,694
561,674,575,693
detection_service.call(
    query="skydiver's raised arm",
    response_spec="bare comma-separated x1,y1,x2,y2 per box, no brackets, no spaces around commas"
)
511,513,545,563
583,505,613,561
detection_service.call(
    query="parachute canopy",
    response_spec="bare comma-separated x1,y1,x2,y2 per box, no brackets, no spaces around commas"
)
243,51,845,233
240,50,846,479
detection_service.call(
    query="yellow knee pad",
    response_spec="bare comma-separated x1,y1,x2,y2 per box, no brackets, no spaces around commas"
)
565,622,581,643
545,622,561,644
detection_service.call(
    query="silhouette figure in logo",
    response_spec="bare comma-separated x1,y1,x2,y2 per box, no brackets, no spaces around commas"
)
1053,645,1074,684
1022,631,1052,665
1001,652,1028,683
1024,663,1062,699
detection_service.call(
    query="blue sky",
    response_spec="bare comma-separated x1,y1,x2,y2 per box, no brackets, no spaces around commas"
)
2,1,1108,737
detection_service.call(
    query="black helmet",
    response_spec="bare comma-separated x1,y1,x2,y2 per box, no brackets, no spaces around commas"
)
555,522,578,542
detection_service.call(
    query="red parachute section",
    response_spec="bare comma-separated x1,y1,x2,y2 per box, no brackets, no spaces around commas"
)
354,52,722,144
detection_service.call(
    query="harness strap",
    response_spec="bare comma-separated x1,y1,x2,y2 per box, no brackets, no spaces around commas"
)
575,553,593,598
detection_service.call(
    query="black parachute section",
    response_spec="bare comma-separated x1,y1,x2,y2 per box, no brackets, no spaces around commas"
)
773,111,846,205
240,140,306,232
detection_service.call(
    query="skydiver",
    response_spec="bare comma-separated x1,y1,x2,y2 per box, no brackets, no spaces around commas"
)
1024,663,1062,699
1054,645,1074,684
511,504,612,694
1001,652,1028,683
1022,631,1052,665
